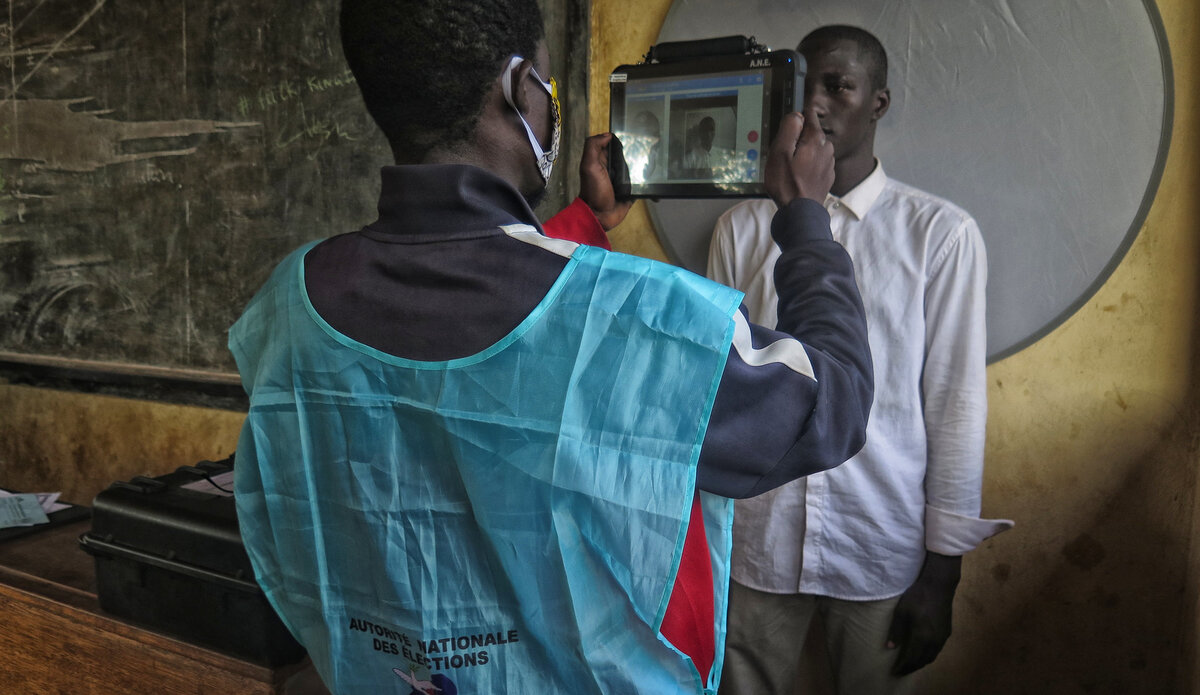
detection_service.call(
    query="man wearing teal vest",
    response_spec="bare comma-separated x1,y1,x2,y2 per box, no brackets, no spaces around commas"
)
229,0,873,692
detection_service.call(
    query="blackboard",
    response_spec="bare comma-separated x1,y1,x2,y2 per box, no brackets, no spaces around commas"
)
0,0,584,386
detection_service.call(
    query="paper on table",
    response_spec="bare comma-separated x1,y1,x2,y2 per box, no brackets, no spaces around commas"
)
0,489,69,514
181,470,235,497
0,493,51,528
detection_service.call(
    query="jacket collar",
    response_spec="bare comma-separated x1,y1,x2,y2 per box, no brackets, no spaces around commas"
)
365,164,543,239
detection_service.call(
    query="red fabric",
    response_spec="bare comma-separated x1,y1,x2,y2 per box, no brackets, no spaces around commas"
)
541,197,611,250
659,496,715,681
544,202,714,682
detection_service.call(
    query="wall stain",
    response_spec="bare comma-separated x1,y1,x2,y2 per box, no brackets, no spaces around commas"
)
1087,585,1121,609
1061,533,1106,570
1100,292,1139,314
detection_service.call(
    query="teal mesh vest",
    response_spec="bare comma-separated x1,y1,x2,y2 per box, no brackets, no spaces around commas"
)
230,231,742,693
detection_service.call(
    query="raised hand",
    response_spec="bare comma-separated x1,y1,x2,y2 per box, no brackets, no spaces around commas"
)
763,104,835,208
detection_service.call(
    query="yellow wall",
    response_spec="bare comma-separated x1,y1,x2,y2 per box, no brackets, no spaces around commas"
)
591,0,1200,692
0,0,1196,691
0,384,244,503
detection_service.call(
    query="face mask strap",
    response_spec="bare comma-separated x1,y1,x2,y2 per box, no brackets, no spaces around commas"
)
501,56,560,181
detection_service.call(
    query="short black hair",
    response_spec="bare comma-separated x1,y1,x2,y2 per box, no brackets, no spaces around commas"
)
798,25,888,91
340,0,545,160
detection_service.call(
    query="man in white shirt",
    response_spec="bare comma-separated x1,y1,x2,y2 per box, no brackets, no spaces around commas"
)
684,116,717,174
709,25,1012,695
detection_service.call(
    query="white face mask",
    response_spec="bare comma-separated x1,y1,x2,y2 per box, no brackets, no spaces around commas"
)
501,55,561,182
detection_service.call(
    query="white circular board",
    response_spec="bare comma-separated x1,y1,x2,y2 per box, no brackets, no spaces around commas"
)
647,0,1172,361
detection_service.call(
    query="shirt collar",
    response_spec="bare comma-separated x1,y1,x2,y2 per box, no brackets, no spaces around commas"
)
366,164,542,239
825,159,887,221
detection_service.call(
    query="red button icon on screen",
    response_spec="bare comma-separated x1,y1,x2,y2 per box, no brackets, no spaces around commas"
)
747,130,759,143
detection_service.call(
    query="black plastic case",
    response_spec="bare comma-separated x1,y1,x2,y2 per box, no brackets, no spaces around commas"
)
79,458,305,667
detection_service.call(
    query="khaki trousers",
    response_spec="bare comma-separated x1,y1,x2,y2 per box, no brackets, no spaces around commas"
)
718,580,917,695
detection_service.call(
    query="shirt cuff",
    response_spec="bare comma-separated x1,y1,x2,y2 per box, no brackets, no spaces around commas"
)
925,504,1014,555
769,198,833,250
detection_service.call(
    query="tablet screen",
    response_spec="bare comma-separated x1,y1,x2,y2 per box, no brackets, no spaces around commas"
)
610,51,802,197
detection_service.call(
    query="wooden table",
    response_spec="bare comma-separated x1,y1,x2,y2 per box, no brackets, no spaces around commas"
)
0,517,327,694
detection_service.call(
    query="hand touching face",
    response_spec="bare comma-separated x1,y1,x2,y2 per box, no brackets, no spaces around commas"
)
801,37,890,169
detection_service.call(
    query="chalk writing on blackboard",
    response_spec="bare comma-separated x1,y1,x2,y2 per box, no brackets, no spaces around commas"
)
0,98,258,173
0,0,388,373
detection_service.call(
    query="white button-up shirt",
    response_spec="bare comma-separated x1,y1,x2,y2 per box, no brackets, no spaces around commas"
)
708,162,1013,599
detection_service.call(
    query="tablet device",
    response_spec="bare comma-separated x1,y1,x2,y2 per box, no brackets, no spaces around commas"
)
609,49,805,198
